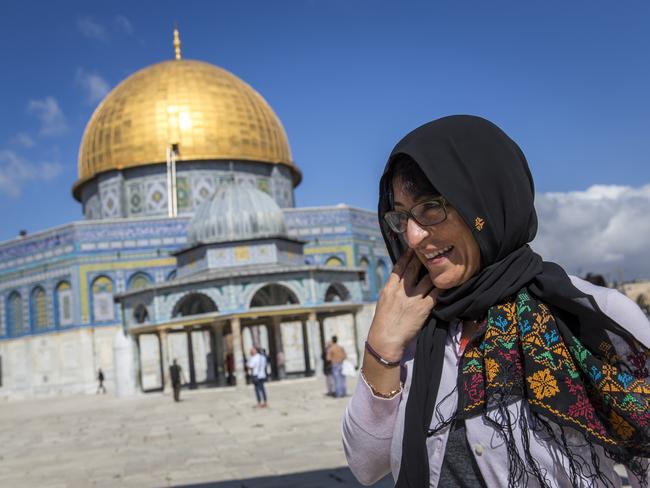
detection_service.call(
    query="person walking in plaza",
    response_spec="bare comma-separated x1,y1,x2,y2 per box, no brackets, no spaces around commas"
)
169,359,183,402
322,342,336,396
342,115,650,487
247,346,268,408
225,352,235,385
96,368,106,394
327,336,347,398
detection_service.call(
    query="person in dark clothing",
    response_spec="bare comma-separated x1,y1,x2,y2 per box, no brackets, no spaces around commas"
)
225,352,235,385
96,368,106,394
169,359,183,402
322,344,335,396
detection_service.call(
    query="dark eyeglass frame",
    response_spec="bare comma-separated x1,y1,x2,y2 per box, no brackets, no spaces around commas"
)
384,197,448,234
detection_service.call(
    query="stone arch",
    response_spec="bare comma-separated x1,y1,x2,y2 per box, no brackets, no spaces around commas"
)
375,259,389,288
359,257,370,289
133,303,149,324
250,283,299,308
91,275,115,322
6,291,25,336
172,292,218,318
127,272,153,291
55,281,73,327
325,256,344,267
31,285,48,331
325,283,351,302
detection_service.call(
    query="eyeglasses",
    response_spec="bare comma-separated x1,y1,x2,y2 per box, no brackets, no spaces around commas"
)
384,197,448,234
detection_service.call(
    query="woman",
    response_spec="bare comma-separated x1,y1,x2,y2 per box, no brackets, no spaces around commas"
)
342,116,650,487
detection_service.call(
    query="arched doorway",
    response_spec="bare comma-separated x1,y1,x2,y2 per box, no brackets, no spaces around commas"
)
250,284,298,308
246,284,301,380
325,283,351,302
323,283,357,370
172,293,218,317
168,293,220,389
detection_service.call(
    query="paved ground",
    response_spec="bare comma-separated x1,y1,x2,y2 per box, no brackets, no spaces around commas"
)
0,377,393,488
0,377,632,488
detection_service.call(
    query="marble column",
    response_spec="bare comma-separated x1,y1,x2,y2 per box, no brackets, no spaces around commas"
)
230,317,245,386
308,311,323,377
272,317,285,380
159,330,170,392
213,323,225,386
300,319,313,376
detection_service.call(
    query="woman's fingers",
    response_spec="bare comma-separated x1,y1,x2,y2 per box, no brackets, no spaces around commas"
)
402,250,423,287
391,248,413,278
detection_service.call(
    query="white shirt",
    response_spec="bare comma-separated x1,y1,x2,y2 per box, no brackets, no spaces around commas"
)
342,276,650,487
247,353,267,379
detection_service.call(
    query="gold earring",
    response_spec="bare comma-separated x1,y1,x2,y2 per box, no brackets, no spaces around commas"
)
474,217,485,232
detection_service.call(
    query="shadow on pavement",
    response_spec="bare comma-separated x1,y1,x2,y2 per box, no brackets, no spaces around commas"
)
171,467,393,488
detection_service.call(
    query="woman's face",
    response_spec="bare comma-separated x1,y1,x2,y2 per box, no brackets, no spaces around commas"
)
392,179,481,289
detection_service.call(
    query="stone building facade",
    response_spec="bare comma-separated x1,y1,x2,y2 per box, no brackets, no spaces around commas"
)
0,32,388,399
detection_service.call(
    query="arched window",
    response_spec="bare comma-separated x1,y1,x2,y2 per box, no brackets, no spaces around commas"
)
172,293,218,318
325,283,351,302
31,286,47,330
167,269,177,281
375,260,388,288
325,256,344,267
92,276,115,322
7,292,25,336
56,281,73,326
250,284,299,307
134,304,149,324
359,257,370,289
128,272,152,291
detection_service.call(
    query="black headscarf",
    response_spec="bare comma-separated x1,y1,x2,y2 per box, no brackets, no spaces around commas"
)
378,116,650,487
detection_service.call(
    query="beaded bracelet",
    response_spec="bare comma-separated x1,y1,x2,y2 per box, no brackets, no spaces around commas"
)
364,340,401,367
360,369,402,399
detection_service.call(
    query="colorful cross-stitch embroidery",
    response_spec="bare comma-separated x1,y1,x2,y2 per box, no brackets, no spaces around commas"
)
458,290,650,456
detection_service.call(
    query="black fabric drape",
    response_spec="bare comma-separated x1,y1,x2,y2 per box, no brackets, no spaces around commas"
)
376,116,650,488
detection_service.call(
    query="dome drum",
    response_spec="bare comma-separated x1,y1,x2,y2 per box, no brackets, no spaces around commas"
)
79,159,295,220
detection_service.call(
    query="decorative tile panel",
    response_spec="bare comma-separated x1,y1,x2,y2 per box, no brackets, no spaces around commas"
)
191,175,215,210
100,184,121,219
127,182,143,215
145,179,167,214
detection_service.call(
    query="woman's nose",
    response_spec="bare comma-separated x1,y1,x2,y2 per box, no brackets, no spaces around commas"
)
404,218,430,248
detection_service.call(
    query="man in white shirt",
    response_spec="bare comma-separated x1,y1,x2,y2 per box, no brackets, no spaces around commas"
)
247,346,268,408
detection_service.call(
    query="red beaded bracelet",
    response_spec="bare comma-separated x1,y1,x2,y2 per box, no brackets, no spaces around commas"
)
364,341,401,367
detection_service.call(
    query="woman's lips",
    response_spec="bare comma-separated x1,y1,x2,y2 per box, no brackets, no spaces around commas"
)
422,246,454,266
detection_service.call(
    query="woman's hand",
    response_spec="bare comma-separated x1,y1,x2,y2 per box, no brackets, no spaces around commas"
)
367,248,438,362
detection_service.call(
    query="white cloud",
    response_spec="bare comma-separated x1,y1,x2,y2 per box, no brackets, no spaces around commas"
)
77,16,108,41
531,184,650,281
0,150,63,197
75,69,110,103
114,15,134,35
11,133,35,148
27,97,67,136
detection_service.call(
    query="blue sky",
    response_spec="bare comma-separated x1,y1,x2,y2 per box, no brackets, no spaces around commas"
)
1,0,649,246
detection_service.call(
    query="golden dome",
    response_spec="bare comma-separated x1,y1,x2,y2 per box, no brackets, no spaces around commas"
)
73,58,299,199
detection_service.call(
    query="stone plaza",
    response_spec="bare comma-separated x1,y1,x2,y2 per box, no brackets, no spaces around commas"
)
0,376,393,488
